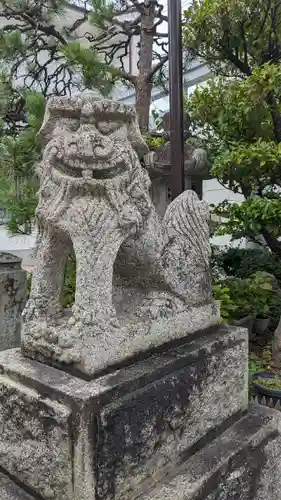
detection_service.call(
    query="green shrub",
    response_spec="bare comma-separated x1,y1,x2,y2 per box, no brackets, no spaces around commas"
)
219,247,281,286
212,282,237,322
60,255,76,308
213,271,274,322
143,134,166,149
212,247,281,329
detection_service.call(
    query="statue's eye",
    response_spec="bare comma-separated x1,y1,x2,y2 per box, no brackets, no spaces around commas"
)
96,121,120,134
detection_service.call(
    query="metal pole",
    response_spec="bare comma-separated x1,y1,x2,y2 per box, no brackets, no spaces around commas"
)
168,0,185,200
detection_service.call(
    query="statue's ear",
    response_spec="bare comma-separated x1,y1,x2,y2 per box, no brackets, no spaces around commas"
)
126,115,149,158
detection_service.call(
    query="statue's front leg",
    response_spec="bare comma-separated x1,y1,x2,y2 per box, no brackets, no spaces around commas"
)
69,211,129,335
54,199,143,368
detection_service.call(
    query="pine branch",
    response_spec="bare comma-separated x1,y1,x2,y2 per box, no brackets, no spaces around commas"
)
149,55,168,80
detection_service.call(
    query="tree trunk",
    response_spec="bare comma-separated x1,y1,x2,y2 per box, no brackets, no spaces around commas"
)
135,75,153,133
267,93,281,143
272,314,281,368
135,1,155,133
262,229,281,259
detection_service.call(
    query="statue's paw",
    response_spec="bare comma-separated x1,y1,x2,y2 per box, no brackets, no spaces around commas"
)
22,298,40,321
59,347,81,364
58,331,76,349
67,306,120,332
42,325,59,343
49,304,65,320
149,298,173,319
140,295,186,320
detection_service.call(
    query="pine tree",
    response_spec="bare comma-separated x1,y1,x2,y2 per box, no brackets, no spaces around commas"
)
0,87,45,234
0,0,177,132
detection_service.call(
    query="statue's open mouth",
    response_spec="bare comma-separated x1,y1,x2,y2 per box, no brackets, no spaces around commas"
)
56,159,127,180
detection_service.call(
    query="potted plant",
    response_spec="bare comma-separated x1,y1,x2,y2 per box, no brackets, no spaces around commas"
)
250,272,273,334
251,371,281,407
212,282,237,323
213,272,275,335
254,314,270,335
212,278,255,332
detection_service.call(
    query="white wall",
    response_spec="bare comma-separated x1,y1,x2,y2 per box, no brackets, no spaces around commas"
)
0,227,37,267
203,179,249,248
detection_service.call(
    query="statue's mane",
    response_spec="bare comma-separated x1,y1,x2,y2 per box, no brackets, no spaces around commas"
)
37,91,149,158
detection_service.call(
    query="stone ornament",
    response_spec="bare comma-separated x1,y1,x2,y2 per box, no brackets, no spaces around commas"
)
22,91,219,377
0,252,26,351
143,110,209,178
143,145,208,178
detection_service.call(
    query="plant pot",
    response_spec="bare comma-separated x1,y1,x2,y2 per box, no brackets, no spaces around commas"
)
251,372,281,408
254,317,270,335
233,315,255,334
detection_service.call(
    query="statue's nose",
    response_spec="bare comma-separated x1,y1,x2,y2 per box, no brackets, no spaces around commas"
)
81,138,94,158
70,125,113,160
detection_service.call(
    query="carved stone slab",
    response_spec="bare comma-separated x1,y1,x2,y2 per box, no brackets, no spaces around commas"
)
0,472,35,500
140,406,281,500
0,252,26,351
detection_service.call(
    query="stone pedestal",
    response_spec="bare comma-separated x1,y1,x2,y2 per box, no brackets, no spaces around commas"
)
0,472,34,500
0,325,280,500
0,253,26,351
1,91,281,500
142,405,281,500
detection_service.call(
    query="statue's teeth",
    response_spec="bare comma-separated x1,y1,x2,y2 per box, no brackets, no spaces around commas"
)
82,169,93,179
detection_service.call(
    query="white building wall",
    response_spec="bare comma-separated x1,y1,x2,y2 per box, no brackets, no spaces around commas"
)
0,228,37,268
203,179,248,248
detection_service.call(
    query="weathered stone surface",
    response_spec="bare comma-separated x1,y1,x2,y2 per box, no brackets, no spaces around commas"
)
140,405,281,500
0,374,73,500
94,326,248,500
0,472,35,500
255,415,281,500
0,324,247,500
0,252,26,351
21,90,219,378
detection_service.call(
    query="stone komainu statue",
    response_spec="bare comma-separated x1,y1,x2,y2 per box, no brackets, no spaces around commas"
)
22,91,219,377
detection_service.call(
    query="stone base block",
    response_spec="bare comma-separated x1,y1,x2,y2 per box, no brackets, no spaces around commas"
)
0,472,34,500
0,325,247,500
141,405,281,500
22,301,220,379
1,405,281,500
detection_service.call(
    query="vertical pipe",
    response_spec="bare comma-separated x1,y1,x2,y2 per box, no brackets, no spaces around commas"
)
168,0,185,200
